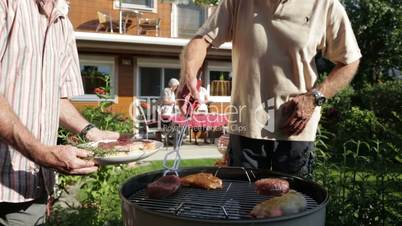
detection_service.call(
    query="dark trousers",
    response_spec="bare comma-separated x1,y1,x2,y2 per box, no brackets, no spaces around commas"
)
0,194,47,226
228,134,315,179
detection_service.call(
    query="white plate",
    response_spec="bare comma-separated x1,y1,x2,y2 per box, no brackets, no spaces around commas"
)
80,139,163,165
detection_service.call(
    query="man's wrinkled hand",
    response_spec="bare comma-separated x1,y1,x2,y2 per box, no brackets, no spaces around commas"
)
37,145,98,175
177,77,200,115
86,128,120,142
281,94,316,136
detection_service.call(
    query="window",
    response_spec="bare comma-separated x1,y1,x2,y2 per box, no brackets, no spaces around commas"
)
114,0,157,12
139,67,180,98
206,62,232,102
72,55,117,102
172,2,207,38
137,59,181,100
139,67,162,97
137,59,180,121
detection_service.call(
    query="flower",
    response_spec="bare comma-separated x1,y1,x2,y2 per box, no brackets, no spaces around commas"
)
94,87,106,95
140,101,150,110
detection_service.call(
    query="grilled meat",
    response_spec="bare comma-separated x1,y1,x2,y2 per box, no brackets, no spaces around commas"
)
181,173,223,190
250,190,307,218
146,175,181,199
98,140,155,152
255,178,289,196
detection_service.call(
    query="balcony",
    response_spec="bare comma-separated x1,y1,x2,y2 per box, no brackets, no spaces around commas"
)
68,0,210,39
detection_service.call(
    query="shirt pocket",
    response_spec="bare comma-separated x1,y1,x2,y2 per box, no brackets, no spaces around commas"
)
273,2,317,49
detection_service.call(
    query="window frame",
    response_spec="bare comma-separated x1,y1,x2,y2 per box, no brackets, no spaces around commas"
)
71,55,118,103
171,3,208,38
206,61,232,103
136,58,181,100
113,0,158,13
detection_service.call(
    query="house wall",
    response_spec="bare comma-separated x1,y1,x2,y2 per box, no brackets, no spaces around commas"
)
68,1,232,119
68,0,172,37
71,53,136,118
70,51,232,119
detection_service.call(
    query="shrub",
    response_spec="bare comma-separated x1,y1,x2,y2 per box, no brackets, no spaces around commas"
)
314,135,401,226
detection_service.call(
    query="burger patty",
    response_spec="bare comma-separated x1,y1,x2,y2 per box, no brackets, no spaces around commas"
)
255,178,289,196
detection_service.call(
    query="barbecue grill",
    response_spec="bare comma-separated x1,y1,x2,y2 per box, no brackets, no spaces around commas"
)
120,167,329,226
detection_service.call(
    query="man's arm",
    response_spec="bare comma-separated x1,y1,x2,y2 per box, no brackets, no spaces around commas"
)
316,61,359,98
177,37,211,112
0,95,97,174
179,37,211,97
59,99,120,141
282,60,360,135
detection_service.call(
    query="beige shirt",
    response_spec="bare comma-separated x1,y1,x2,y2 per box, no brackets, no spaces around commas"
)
197,0,362,141
0,0,84,202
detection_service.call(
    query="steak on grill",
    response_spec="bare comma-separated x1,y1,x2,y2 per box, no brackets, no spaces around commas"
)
255,178,289,196
250,190,307,218
146,175,181,199
181,173,223,190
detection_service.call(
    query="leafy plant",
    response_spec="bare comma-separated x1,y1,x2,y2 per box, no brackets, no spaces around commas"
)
314,136,401,226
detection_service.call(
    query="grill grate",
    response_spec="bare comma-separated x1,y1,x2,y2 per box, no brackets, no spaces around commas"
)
129,179,319,220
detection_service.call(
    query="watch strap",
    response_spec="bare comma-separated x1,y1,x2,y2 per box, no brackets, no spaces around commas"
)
79,123,96,138
311,89,326,106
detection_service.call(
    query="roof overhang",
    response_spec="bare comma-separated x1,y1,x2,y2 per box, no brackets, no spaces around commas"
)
75,32,232,60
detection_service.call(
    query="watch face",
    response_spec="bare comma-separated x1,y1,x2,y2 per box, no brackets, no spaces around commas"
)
317,97,326,106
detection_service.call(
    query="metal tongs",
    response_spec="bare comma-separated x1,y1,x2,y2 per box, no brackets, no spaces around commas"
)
163,95,198,176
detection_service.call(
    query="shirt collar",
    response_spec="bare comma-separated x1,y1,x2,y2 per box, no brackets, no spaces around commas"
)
37,0,69,18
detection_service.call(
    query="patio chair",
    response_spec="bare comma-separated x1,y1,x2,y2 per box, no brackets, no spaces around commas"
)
122,10,143,34
96,11,116,33
138,18,161,36
134,99,162,141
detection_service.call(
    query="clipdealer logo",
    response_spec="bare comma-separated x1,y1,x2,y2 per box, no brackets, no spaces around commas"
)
129,97,276,134
265,98,275,133
254,97,275,133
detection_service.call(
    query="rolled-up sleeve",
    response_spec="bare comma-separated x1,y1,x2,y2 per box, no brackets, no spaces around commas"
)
60,21,84,98
322,0,362,64
195,0,235,47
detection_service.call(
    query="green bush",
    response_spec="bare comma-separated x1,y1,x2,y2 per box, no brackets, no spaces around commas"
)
315,132,401,226
315,81,402,225
320,81,402,164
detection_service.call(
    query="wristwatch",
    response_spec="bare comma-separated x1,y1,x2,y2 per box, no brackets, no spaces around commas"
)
311,89,327,106
79,123,96,138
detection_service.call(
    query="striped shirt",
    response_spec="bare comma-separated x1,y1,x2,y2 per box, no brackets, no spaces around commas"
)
0,0,84,202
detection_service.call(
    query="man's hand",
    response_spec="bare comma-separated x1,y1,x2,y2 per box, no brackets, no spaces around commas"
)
178,36,210,115
85,127,120,142
281,94,316,136
35,145,98,175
